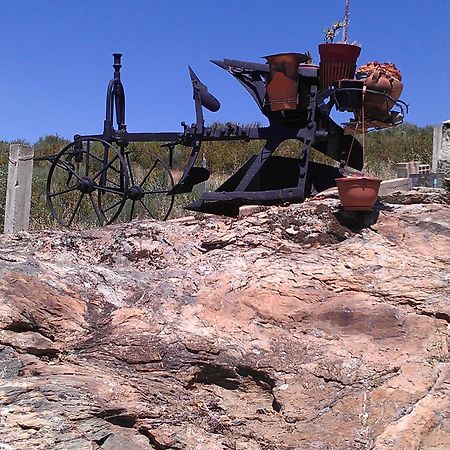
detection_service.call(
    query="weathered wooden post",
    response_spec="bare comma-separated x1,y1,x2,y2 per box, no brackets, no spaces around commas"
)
3,143,34,233
432,120,450,176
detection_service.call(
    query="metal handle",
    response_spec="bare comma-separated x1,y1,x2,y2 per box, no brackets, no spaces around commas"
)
113,53,122,78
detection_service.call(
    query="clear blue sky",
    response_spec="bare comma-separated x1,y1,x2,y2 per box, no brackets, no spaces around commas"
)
1,0,449,143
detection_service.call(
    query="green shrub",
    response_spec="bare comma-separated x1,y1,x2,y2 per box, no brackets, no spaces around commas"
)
0,123,436,231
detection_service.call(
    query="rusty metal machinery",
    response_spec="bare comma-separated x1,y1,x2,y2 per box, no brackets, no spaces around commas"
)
45,50,407,227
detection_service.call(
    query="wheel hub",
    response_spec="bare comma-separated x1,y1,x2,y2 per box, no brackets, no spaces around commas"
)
76,176,96,194
127,185,145,201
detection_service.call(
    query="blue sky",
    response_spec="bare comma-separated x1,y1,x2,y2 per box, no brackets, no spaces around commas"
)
1,0,449,143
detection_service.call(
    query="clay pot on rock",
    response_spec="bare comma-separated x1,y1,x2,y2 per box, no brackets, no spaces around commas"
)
318,43,361,90
335,176,382,211
264,52,309,111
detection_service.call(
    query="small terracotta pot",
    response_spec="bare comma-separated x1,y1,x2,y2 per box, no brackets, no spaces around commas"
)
336,176,382,211
318,43,361,90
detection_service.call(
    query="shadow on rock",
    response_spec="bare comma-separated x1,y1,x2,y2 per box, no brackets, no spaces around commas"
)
335,208,380,232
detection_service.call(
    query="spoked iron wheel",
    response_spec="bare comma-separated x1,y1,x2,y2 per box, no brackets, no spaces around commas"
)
46,138,129,228
119,149,175,222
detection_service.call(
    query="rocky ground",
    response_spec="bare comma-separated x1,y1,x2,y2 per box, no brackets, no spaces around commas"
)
0,189,449,450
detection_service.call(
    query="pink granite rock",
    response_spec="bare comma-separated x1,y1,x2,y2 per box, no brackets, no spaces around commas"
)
0,192,449,449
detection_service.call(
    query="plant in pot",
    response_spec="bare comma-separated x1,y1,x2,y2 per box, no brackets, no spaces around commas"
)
335,85,382,212
335,173,382,212
355,61,403,115
319,0,361,90
264,52,309,112
322,1,382,211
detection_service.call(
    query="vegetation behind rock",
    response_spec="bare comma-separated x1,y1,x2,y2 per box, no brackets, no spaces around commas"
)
0,123,435,230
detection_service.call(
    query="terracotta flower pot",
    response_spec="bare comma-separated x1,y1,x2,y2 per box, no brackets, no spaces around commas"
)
356,62,403,112
336,176,382,211
318,43,361,90
264,52,307,111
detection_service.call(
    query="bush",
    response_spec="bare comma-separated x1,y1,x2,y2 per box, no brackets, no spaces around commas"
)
365,124,433,177
0,123,436,231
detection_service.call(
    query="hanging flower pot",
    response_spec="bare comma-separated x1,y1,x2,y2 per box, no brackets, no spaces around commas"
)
335,79,383,212
318,43,361,90
335,176,382,211
264,52,308,111
356,62,403,113
334,78,364,112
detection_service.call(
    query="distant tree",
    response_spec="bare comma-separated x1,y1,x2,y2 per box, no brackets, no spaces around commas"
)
364,124,433,176
0,124,437,231
33,134,70,158
0,141,10,166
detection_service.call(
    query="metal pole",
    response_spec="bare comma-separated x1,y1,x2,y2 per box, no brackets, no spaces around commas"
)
200,153,207,194
4,144,34,233
342,0,350,44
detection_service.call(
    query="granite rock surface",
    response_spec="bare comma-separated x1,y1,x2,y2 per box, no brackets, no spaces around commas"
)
0,192,449,449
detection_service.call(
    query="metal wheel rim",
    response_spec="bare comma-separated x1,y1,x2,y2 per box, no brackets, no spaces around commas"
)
121,150,175,222
46,138,129,228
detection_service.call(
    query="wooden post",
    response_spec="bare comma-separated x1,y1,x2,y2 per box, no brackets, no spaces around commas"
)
432,124,442,173
4,144,34,233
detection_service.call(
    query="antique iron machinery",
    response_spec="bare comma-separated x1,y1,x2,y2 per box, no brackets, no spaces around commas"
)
45,50,407,227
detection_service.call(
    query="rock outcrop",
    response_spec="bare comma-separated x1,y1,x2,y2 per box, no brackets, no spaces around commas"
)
0,190,449,450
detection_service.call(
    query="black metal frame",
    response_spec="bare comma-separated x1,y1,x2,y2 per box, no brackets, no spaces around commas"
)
45,52,407,224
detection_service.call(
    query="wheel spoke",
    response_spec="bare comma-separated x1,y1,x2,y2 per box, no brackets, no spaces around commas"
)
48,185,79,198
93,154,121,181
94,184,124,195
142,189,172,195
138,199,156,220
139,160,158,187
89,193,106,226
68,193,84,227
86,151,105,164
129,200,136,221
84,153,109,167
126,152,135,186
85,141,90,176
55,160,71,171
58,160,83,181
105,177,121,188
103,198,124,214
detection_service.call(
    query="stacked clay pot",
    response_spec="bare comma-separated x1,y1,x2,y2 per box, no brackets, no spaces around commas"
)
264,53,306,111
356,62,403,113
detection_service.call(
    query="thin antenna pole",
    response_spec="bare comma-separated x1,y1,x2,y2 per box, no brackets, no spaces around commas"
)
342,0,350,43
